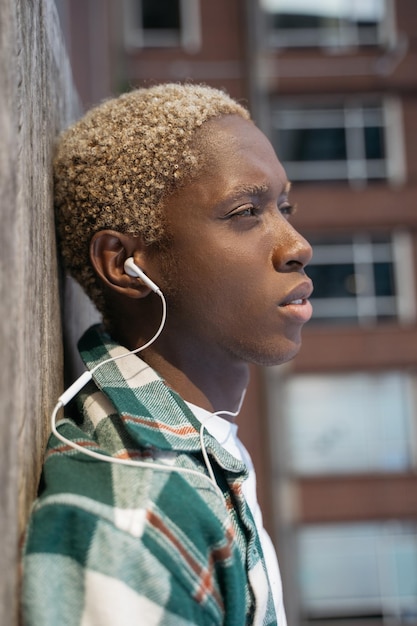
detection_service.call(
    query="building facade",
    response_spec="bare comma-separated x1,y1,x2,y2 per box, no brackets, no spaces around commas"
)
259,2,417,624
57,1,417,623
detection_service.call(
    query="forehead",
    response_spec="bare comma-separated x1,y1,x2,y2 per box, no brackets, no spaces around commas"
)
170,115,288,208
196,114,278,169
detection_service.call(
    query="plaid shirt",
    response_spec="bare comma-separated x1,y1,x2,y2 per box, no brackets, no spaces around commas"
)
22,325,277,625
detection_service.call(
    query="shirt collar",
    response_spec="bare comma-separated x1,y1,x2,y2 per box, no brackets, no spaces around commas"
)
78,324,246,474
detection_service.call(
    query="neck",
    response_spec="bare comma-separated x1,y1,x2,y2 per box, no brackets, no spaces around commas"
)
109,299,250,420
141,349,249,420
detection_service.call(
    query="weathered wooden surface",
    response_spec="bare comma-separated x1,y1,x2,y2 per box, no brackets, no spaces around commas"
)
0,0,80,622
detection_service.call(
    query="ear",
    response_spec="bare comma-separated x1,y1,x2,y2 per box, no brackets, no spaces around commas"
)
90,230,153,298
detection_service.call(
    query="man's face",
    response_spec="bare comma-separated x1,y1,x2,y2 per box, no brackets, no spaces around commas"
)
153,114,313,368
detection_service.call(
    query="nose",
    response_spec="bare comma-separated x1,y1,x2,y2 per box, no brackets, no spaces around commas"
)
272,221,312,272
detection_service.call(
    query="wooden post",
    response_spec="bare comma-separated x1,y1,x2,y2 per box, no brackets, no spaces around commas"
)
0,0,81,622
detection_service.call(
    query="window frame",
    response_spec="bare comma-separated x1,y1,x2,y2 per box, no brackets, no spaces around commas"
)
296,520,417,624
123,0,201,52
305,231,415,326
280,370,416,476
271,97,405,187
260,0,394,51
296,521,417,621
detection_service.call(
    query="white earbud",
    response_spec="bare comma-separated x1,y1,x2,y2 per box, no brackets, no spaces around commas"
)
124,257,161,294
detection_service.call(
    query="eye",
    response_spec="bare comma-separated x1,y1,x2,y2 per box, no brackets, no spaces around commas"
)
279,203,297,218
229,205,259,218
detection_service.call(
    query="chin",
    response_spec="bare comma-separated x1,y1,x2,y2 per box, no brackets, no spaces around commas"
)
263,347,301,367
242,336,303,368
230,326,305,367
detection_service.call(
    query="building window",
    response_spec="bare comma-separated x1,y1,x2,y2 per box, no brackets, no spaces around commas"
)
306,232,415,326
280,371,415,476
141,0,180,32
297,522,417,623
272,99,405,185
260,0,390,49
124,0,201,51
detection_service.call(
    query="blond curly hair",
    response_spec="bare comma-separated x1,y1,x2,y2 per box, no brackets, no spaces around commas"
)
54,83,250,314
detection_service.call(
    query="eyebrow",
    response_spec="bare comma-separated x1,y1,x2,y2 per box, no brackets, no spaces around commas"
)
226,180,291,202
227,183,269,200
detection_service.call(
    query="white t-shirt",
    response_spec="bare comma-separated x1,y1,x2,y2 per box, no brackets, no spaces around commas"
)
187,402,287,626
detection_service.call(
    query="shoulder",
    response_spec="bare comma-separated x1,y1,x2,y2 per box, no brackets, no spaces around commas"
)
30,422,234,556
23,455,242,626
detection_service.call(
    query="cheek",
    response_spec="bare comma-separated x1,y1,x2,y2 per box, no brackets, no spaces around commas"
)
157,234,266,317
151,242,183,298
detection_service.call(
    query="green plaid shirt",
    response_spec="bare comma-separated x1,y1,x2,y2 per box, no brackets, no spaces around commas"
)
22,325,277,625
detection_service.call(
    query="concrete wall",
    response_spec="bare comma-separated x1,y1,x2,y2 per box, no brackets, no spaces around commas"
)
0,0,79,622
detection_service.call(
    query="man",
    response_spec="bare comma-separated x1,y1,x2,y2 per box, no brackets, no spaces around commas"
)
22,83,312,625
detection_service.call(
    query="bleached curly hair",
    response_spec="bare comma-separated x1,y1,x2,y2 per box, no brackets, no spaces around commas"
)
54,83,250,314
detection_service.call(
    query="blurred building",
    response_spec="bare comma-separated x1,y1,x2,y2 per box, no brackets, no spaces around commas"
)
56,0,417,623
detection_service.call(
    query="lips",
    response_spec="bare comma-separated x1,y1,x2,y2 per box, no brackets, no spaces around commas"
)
279,280,313,308
277,280,314,324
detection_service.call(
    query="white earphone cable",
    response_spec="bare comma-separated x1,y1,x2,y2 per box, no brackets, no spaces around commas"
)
51,287,238,499
57,290,167,407
51,401,225,498
198,388,247,484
